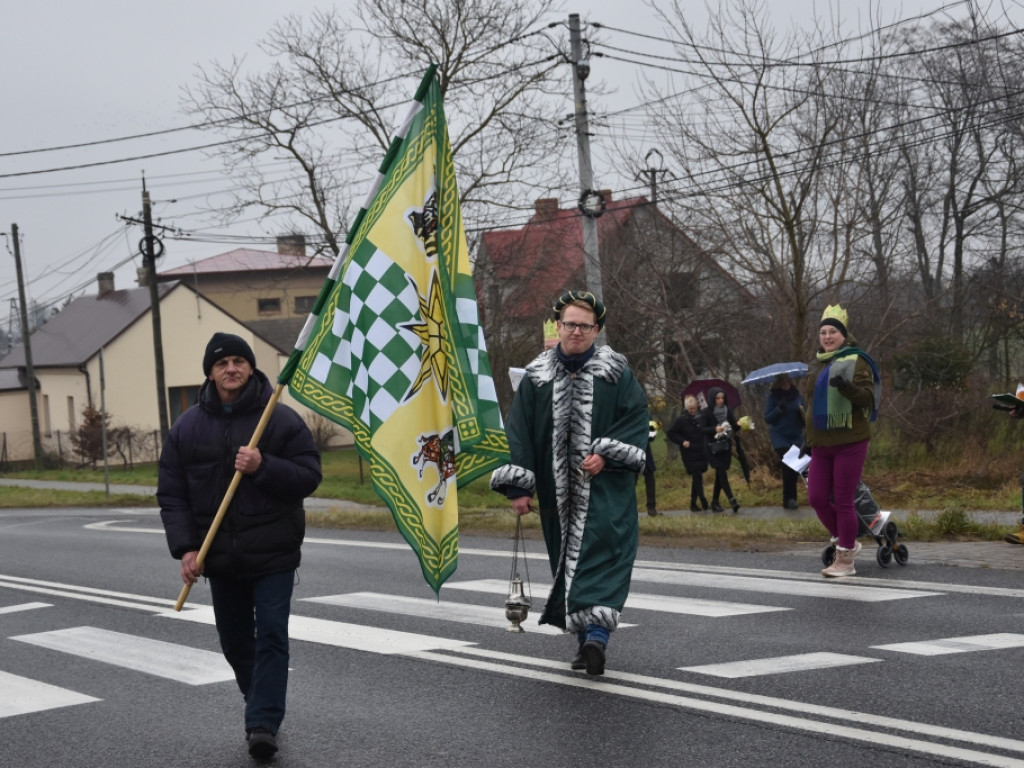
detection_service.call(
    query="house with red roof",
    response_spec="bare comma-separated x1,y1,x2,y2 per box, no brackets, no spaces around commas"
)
476,193,754,410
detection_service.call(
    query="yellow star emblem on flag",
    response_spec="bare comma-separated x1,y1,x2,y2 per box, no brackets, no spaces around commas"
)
402,269,450,403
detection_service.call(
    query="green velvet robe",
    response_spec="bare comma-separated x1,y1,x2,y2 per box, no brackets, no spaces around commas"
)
491,345,649,633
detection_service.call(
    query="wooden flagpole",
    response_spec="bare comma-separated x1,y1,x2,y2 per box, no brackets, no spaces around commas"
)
173,383,286,612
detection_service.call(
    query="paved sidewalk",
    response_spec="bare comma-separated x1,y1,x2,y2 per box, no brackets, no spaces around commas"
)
0,478,377,513
5,477,1024,571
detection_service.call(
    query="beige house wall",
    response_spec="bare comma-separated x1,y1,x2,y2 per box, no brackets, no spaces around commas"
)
0,390,34,461
181,273,326,324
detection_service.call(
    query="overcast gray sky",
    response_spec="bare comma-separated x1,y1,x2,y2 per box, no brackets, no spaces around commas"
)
0,0,986,337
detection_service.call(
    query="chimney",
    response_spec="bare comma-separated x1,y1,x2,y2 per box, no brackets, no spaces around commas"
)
277,234,307,257
97,272,115,296
534,198,559,219
600,189,613,202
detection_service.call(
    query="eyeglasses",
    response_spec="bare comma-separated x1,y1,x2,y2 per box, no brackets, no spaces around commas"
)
561,321,596,334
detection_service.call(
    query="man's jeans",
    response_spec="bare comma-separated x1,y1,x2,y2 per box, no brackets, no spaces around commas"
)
209,569,294,734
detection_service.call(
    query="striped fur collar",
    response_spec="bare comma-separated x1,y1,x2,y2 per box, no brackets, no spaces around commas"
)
525,345,628,386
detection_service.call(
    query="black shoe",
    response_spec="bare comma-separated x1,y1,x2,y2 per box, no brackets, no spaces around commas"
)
247,727,278,758
729,497,740,514
700,497,709,510
784,498,799,510
580,640,606,675
571,647,587,670
710,502,724,513
647,508,658,517
689,502,700,512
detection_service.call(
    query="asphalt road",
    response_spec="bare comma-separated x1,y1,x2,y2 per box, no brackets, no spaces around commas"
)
3,506,1024,767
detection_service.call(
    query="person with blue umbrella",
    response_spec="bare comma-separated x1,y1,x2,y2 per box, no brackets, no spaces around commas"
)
764,373,805,509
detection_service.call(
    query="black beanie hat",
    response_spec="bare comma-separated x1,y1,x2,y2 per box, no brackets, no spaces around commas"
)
203,332,256,376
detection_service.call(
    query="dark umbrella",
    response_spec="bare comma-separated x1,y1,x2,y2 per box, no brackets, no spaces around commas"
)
682,378,741,410
741,362,809,387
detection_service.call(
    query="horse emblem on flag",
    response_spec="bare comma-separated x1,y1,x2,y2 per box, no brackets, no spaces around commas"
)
412,429,456,506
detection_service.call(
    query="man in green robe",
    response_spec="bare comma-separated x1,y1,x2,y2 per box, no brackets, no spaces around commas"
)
491,290,649,675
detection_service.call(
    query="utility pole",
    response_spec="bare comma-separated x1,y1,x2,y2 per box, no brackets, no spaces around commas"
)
7,299,17,352
568,14,605,313
10,224,44,467
141,179,170,443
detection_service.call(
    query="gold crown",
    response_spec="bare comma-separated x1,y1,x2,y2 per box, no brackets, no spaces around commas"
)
820,304,849,331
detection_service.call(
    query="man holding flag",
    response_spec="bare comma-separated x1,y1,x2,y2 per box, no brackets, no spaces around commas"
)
490,291,649,676
158,332,321,758
161,65,506,756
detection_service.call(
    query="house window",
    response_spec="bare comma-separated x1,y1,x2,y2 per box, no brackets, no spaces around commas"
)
666,271,697,311
67,396,76,431
43,394,51,437
294,295,316,314
257,298,282,314
169,386,201,423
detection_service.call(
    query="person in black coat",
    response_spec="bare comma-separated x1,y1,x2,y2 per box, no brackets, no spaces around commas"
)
666,394,711,512
638,419,661,516
764,373,805,509
158,332,321,759
705,386,740,513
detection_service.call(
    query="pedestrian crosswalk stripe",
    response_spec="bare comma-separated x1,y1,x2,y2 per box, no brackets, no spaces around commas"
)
0,573,175,612
446,646,1024,762
443,579,788,617
872,632,1024,655
631,568,942,602
0,670,99,718
445,578,792,618
10,626,235,685
162,605,476,654
0,602,50,615
303,592,564,634
678,652,881,678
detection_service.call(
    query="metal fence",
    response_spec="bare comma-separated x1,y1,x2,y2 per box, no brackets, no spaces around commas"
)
0,428,162,471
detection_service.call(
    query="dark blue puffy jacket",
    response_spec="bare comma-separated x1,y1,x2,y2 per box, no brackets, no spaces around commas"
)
157,369,322,579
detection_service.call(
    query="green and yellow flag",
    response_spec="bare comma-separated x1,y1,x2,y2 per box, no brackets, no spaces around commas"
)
279,66,509,594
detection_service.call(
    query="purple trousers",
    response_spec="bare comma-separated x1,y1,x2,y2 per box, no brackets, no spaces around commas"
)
807,439,869,549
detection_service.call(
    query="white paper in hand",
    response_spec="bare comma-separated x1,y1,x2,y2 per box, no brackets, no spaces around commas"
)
509,367,526,392
782,444,811,473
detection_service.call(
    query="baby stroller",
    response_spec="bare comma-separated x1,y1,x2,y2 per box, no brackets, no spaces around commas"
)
819,480,909,569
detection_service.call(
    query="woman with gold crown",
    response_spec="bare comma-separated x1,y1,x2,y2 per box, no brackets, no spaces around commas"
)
803,305,882,578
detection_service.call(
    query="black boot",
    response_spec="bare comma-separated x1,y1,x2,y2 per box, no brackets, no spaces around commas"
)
700,496,709,510
711,499,724,513
730,497,740,514
689,498,700,512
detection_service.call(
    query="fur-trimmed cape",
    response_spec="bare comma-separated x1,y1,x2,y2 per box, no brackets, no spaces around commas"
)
491,345,649,633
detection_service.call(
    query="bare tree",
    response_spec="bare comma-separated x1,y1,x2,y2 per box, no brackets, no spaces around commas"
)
895,15,1024,337
182,0,568,256
638,0,874,362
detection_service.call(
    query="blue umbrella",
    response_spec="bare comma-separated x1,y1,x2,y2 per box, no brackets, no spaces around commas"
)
741,361,809,386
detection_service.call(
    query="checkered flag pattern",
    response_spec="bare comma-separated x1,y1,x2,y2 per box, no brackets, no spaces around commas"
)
307,249,423,429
